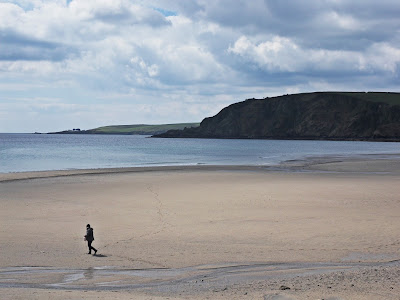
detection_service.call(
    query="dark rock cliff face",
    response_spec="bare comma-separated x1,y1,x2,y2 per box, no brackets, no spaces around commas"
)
154,92,400,141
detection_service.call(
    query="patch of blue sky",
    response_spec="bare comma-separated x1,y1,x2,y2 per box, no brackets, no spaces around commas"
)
153,7,177,17
1,0,34,10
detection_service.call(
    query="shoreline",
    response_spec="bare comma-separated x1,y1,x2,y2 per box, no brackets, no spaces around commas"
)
2,153,400,182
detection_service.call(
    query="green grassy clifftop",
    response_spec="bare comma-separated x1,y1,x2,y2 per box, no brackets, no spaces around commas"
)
50,123,200,135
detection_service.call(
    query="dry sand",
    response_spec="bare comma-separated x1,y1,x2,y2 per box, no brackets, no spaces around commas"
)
1,157,400,299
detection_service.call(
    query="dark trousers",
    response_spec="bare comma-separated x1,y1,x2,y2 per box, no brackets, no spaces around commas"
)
87,240,97,254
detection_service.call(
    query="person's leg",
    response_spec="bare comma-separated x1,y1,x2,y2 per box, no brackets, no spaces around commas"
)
88,241,92,254
88,240,97,254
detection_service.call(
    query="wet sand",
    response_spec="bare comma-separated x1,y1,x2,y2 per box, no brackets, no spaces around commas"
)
1,156,400,299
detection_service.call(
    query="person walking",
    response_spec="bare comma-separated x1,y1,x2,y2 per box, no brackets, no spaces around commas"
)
84,224,97,255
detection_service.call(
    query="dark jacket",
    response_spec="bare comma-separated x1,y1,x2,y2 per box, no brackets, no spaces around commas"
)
85,227,94,242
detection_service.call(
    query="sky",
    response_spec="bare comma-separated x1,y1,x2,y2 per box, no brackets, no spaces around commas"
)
1,0,400,133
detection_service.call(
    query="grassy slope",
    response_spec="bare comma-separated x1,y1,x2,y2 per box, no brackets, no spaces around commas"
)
272,92,400,106
89,123,200,134
332,92,400,106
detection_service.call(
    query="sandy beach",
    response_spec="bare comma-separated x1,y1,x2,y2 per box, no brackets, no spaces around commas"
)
1,157,400,299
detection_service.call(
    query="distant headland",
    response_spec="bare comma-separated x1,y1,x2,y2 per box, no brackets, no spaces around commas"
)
153,92,400,142
48,123,200,136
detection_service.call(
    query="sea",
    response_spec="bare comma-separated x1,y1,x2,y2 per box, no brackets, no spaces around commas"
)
0,133,399,173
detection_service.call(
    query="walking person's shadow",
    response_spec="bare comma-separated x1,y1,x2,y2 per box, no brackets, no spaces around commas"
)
93,253,107,257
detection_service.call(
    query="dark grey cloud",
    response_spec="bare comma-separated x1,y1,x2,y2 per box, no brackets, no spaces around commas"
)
264,1,400,50
0,29,76,61
169,0,400,51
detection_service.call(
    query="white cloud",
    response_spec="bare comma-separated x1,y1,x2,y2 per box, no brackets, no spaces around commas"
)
228,35,400,75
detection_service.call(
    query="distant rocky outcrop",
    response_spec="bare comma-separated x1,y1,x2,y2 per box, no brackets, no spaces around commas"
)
153,92,400,141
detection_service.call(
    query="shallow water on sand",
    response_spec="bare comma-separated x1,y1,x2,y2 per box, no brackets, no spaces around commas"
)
1,261,398,292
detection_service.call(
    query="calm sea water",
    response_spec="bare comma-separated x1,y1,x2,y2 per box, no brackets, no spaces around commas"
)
0,133,399,173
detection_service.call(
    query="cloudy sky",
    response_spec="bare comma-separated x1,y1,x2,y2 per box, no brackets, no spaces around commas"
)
1,0,399,132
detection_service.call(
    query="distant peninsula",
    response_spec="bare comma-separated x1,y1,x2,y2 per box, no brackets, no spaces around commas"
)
49,123,200,135
153,92,400,141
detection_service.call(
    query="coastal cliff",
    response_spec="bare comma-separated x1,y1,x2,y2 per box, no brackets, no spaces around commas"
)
154,92,400,141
